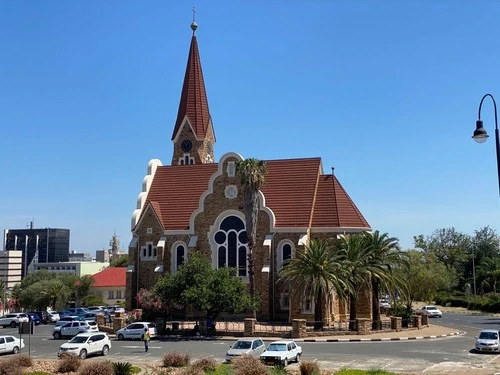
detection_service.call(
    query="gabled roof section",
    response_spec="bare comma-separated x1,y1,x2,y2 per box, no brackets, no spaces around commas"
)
311,174,370,228
92,267,126,288
171,32,212,141
145,163,218,230
260,158,322,227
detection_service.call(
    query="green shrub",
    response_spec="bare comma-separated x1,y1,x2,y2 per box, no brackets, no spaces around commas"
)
78,360,114,375
270,363,287,374
232,354,270,375
162,351,190,368
112,361,134,375
299,360,321,375
191,357,218,373
57,355,82,373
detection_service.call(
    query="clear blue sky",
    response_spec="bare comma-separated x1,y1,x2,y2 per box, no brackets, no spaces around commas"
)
1,0,499,253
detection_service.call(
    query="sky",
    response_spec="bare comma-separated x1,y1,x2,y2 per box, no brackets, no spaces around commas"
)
1,0,499,254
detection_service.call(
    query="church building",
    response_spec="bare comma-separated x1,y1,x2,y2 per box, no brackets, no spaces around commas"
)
125,21,371,322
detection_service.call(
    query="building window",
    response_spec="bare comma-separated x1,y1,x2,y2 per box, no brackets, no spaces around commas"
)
277,240,294,270
108,291,114,299
141,242,157,260
280,293,290,311
171,242,187,272
213,215,248,277
116,291,122,299
302,297,314,314
179,154,195,165
227,161,236,177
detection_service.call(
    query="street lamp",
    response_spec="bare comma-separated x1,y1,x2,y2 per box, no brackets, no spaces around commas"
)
472,93,500,197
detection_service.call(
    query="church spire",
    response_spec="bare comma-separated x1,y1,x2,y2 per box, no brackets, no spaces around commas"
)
171,14,215,166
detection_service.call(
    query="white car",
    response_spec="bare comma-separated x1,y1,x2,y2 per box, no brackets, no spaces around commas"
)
87,321,99,333
226,338,266,362
48,312,60,322
53,321,91,339
55,316,83,326
0,313,29,328
116,322,157,340
475,329,500,353
58,332,111,359
0,335,25,354
260,340,302,366
421,305,443,318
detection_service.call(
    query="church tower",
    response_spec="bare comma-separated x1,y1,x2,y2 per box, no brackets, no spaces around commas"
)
171,19,215,166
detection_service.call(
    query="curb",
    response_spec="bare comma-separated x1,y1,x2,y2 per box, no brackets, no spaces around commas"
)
297,330,466,342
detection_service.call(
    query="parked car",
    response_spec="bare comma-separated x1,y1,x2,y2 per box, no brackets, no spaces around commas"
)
53,321,91,339
0,335,25,355
86,306,107,312
116,322,157,340
48,312,60,322
475,329,500,353
0,313,29,328
82,312,98,322
226,338,266,362
421,305,443,318
87,321,99,333
260,340,302,367
32,311,50,324
58,332,111,359
26,313,41,325
55,316,84,327
379,299,391,309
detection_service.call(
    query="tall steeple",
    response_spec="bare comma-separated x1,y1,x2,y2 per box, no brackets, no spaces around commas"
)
171,14,215,166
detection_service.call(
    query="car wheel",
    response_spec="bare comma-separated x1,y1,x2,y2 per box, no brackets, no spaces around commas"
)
295,354,300,363
282,358,288,367
1,325,6,328
101,345,109,356
79,349,87,359
10,321,16,328
117,333,124,340
12,346,19,354
53,332,61,339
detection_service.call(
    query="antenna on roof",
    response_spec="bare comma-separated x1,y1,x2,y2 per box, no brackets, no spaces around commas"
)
191,6,198,34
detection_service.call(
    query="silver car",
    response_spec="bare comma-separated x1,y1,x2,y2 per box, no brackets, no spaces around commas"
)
226,338,266,362
475,329,500,353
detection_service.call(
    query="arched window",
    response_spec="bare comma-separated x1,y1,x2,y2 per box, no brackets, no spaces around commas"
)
213,216,248,277
140,242,157,260
171,242,187,272
277,240,294,270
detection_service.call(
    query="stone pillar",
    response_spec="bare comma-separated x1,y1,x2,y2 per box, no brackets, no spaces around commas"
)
260,267,270,321
391,316,402,332
421,313,429,326
244,318,256,337
113,311,125,331
292,319,307,339
412,315,422,329
356,318,371,335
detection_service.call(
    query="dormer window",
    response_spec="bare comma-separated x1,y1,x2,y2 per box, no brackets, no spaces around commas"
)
178,154,195,165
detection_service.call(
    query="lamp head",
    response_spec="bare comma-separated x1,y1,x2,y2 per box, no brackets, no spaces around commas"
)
472,120,489,143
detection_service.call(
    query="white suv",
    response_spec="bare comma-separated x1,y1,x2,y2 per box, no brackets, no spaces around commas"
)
0,313,29,328
53,321,91,339
116,322,157,340
58,332,111,359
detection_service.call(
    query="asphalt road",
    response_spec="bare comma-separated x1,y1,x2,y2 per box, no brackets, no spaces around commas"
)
2,313,500,373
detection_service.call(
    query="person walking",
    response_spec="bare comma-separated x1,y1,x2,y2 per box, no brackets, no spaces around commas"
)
143,327,150,352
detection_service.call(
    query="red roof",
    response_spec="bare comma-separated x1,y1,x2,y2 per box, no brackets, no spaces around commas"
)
142,157,370,231
171,34,213,141
92,267,126,288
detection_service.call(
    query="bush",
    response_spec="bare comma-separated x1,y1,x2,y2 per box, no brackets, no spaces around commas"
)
299,360,321,375
232,354,270,375
162,351,190,368
112,361,134,375
177,366,204,375
191,357,218,373
57,355,82,373
13,354,33,367
78,360,114,375
0,359,23,375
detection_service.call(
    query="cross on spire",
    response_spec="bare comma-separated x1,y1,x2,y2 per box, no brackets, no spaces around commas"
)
191,6,198,34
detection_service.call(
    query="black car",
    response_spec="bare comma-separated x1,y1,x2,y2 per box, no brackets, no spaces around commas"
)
32,311,49,324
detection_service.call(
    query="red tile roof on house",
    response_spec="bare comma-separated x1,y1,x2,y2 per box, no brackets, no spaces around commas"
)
171,33,213,141
143,157,370,231
92,267,126,288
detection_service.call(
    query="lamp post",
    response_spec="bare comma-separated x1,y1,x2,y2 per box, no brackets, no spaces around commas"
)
472,93,500,197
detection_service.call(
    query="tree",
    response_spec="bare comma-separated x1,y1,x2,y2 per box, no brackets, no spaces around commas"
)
362,230,406,327
279,239,352,330
476,257,500,295
154,252,254,321
235,158,267,300
110,256,129,267
43,279,70,310
74,275,95,307
82,294,105,307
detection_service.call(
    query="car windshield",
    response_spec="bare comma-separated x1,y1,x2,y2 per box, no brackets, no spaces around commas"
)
232,341,251,349
69,336,88,344
425,307,437,311
479,331,498,340
267,344,287,351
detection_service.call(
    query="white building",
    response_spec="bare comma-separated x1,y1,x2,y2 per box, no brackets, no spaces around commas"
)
0,250,22,289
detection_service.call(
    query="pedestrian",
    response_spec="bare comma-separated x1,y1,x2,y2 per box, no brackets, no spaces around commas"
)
143,327,150,352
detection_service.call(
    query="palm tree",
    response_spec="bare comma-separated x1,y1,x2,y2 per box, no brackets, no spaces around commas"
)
279,239,353,330
476,257,500,295
235,158,267,299
362,231,405,327
43,279,69,310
